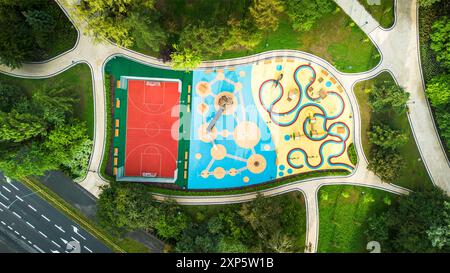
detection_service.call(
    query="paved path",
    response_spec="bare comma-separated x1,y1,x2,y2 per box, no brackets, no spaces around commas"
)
0,0,447,253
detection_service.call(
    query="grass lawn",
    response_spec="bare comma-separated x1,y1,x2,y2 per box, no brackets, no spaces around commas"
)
216,12,380,73
0,64,94,139
318,185,397,253
358,0,395,29
353,72,432,190
182,192,307,252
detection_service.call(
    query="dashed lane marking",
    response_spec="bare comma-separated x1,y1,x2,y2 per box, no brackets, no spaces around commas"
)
1,186,11,193
28,204,37,212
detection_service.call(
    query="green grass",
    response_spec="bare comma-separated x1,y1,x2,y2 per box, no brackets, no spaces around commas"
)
0,64,94,139
358,0,395,29
116,237,150,253
213,11,380,73
353,72,433,190
318,185,397,253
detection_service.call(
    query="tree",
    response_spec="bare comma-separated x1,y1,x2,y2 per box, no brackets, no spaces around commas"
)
368,147,406,183
427,202,450,249
224,19,263,51
368,123,408,150
366,188,450,252
126,11,166,52
285,0,335,31
31,83,77,126
170,45,202,71
0,82,25,112
153,200,189,240
368,81,410,114
0,110,47,143
430,16,450,70
249,0,285,31
0,6,35,68
426,74,450,107
44,122,92,179
74,0,156,47
435,110,450,149
178,23,227,57
418,0,442,8
0,141,57,179
23,10,55,49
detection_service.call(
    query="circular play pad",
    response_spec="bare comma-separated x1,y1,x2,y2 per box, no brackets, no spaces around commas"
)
247,154,267,174
233,121,261,149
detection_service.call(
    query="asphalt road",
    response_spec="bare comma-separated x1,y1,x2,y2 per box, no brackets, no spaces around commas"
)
39,171,165,253
0,175,111,253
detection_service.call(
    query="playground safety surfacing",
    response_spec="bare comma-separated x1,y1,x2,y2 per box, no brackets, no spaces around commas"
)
108,56,355,190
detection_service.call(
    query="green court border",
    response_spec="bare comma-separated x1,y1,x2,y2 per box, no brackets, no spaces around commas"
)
105,56,193,188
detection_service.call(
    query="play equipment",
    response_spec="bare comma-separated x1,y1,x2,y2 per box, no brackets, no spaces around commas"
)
207,94,234,132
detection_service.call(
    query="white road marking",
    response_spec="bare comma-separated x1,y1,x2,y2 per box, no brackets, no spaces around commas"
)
55,225,65,233
0,208,3,212
1,186,11,193
38,231,48,238
33,245,44,253
0,221,5,225
41,214,50,222
83,246,92,253
26,222,35,229
12,212,22,219
14,230,19,235
21,235,26,240
0,201,7,208
28,241,32,245
70,237,80,243
15,195,23,202
51,240,61,248
0,192,9,201
7,225,13,231
8,183,19,191
28,204,37,212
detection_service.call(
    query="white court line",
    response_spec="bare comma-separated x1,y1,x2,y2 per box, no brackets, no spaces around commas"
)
15,195,23,202
1,186,11,193
26,222,35,229
83,246,92,253
8,183,19,191
0,192,9,201
55,225,65,233
33,245,44,253
41,214,50,222
28,204,37,212
51,241,61,248
38,231,48,238
12,211,22,219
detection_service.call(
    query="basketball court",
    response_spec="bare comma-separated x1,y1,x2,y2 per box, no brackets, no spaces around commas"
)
122,77,181,181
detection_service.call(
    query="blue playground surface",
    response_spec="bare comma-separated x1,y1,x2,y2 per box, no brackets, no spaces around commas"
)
187,65,277,189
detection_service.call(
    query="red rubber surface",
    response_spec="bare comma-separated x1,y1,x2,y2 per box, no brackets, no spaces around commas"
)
124,80,180,178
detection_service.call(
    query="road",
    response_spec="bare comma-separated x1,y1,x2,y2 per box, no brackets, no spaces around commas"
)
0,174,111,253
39,171,165,253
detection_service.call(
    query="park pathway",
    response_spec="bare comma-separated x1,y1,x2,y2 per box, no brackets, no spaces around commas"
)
0,0,447,253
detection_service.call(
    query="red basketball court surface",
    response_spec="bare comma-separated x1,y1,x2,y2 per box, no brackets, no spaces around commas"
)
124,79,180,179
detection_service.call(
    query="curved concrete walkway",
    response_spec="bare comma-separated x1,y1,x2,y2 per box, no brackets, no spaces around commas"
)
0,0,447,253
